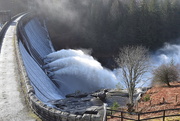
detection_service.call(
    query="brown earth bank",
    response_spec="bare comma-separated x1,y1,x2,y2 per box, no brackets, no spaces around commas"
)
108,82,180,121
137,81,180,112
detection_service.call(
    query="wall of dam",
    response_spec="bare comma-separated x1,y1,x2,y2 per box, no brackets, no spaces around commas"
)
16,13,105,121
0,13,40,121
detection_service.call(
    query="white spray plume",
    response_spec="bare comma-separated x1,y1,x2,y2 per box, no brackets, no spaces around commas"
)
44,49,93,63
114,41,180,88
44,49,118,95
45,41,180,93
152,43,180,66
148,42,180,86
35,0,88,26
44,56,102,72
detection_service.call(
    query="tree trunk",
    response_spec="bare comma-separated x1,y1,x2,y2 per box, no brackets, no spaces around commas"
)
167,82,171,87
127,89,134,112
129,89,134,105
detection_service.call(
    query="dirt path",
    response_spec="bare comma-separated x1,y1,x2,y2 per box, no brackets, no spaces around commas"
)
0,16,37,121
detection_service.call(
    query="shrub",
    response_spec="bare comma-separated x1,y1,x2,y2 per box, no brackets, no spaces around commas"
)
110,102,120,111
152,62,179,87
143,94,150,102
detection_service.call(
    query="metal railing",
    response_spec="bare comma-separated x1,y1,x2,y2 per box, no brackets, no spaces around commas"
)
107,108,180,121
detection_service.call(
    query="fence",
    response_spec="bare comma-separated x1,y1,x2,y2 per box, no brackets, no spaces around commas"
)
107,108,180,121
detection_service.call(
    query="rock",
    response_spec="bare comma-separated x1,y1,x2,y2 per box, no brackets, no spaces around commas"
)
82,114,91,121
61,112,69,121
67,114,76,121
91,89,108,102
91,114,102,121
85,106,99,114
66,93,88,98
41,89,133,120
75,115,82,121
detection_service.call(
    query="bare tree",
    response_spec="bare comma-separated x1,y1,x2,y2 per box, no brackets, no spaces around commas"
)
115,46,149,106
152,61,179,87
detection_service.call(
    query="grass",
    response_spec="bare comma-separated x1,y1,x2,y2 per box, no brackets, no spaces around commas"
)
146,116,180,121
126,116,180,121
165,115,180,121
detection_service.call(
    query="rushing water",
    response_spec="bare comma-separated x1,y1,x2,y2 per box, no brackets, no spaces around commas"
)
43,49,118,95
43,41,180,94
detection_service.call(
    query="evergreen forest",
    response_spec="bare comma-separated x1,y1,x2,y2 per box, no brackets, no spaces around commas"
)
43,0,180,54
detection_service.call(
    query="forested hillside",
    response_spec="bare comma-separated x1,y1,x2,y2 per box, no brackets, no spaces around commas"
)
1,0,180,67
40,0,180,53
0,0,28,16
36,0,180,68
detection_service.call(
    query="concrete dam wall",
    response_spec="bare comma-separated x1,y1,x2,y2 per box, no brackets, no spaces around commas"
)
1,12,156,121
16,14,104,121
18,17,64,104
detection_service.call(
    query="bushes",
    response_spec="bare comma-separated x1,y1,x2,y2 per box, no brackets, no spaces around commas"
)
143,94,150,102
110,102,120,111
152,62,179,87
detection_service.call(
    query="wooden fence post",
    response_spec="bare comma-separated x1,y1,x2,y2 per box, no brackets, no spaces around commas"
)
111,110,112,117
163,110,165,121
138,113,140,121
163,97,165,104
121,112,123,121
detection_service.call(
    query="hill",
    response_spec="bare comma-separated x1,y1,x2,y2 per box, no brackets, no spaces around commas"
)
137,82,180,112
108,82,180,121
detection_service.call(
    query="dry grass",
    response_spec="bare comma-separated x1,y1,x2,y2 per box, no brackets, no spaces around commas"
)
108,82,180,121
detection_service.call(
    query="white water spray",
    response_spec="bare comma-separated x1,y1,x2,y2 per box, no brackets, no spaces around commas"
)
44,49,87,63
114,42,180,88
152,43,180,66
44,41,180,94
44,49,118,95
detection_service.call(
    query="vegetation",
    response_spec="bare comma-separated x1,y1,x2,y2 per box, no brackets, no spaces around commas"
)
143,94,150,102
152,61,179,87
115,46,149,105
36,0,180,67
110,102,120,111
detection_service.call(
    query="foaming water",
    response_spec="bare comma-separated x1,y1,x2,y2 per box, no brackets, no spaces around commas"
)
44,49,118,95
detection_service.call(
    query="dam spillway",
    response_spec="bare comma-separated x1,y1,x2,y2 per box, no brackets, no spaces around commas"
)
12,13,118,121
18,14,118,103
18,17,65,103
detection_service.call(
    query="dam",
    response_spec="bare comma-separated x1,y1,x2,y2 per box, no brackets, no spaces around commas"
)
0,14,37,121
2,11,177,121
0,13,123,121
